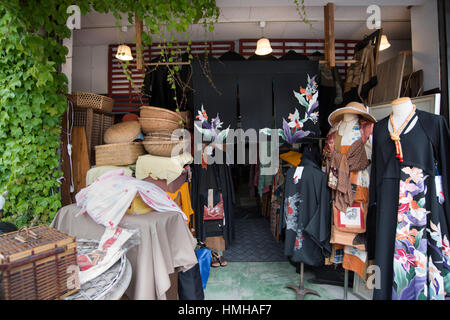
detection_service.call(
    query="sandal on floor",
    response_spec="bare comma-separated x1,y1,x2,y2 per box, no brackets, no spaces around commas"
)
218,255,227,267
211,252,220,268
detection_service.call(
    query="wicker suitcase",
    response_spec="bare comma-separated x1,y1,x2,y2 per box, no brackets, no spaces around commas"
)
0,226,79,300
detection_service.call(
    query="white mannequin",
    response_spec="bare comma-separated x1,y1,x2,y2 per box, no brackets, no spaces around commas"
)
338,113,359,137
389,97,417,134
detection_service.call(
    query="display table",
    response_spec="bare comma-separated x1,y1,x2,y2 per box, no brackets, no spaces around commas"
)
51,204,198,300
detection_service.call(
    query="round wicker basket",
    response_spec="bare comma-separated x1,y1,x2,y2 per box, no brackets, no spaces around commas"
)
104,120,141,144
139,117,183,134
140,106,184,123
142,140,189,157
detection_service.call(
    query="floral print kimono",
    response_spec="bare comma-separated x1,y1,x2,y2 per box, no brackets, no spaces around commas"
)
368,110,450,300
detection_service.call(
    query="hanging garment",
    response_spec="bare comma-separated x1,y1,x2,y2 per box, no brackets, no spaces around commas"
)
75,169,187,228
343,42,377,105
191,162,235,248
324,117,373,231
219,51,245,61
367,110,450,300
142,53,192,111
309,53,344,137
280,157,332,266
167,182,194,225
324,117,373,276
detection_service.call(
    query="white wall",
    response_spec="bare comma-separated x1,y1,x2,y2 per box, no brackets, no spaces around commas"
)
72,45,108,94
411,1,441,91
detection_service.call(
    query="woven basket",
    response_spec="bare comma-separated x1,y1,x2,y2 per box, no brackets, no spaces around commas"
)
95,142,145,166
0,226,79,300
142,140,189,157
144,131,178,141
104,120,141,144
179,110,193,129
139,117,183,134
67,92,114,113
140,106,184,123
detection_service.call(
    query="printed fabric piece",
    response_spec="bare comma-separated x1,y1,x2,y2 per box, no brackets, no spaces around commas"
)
77,227,134,284
76,169,187,228
285,193,301,233
393,166,450,300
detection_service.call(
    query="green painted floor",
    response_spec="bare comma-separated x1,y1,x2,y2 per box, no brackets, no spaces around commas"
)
204,262,362,300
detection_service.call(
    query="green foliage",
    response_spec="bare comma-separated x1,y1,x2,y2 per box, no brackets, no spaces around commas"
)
0,0,219,227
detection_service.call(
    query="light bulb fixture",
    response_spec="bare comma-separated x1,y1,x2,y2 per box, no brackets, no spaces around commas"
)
116,44,133,61
379,34,391,51
255,21,272,56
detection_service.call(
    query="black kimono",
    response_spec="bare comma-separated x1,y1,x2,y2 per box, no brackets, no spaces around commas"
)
367,110,450,300
280,157,332,266
191,163,236,248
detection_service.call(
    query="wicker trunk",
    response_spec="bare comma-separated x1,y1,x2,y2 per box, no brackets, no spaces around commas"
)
0,226,79,300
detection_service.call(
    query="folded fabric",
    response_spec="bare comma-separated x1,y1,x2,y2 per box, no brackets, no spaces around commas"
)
77,227,134,284
280,151,303,167
143,172,188,193
76,169,187,228
135,153,193,184
86,166,134,186
126,192,181,215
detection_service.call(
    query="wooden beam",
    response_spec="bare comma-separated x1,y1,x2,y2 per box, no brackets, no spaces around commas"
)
135,12,144,72
324,3,335,69
319,59,356,64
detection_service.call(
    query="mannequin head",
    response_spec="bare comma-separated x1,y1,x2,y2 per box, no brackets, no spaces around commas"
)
342,113,359,122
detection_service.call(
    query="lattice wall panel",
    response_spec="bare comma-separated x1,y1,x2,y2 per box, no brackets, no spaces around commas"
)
108,41,235,113
239,38,358,78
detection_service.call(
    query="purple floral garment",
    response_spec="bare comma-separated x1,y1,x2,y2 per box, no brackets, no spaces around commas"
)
392,166,450,300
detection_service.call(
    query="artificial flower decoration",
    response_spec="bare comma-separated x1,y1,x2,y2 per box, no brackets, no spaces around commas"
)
261,74,319,145
195,105,230,143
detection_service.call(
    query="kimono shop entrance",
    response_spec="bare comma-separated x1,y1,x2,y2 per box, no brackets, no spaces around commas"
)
190,53,359,300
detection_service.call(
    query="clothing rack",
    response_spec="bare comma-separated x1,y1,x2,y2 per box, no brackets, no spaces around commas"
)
127,61,191,67
285,263,320,300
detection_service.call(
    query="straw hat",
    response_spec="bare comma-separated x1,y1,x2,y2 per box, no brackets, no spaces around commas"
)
328,102,376,126
104,120,141,144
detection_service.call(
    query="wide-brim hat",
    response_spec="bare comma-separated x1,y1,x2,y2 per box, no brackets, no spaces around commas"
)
328,101,377,126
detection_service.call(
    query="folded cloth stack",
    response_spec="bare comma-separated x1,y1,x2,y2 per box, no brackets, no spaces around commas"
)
86,165,134,186
135,154,194,224
135,152,192,184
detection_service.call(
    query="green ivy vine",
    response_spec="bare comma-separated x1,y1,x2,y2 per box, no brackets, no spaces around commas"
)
0,0,219,227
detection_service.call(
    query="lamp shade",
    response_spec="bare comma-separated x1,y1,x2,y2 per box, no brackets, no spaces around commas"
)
255,38,273,56
116,44,133,61
379,34,391,51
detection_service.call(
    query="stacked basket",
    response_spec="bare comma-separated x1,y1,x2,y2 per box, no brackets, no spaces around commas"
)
139,106,188,157
95,120,145,166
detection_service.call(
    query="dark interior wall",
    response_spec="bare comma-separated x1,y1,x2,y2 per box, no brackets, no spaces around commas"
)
438,0,450,124
192,60,319,136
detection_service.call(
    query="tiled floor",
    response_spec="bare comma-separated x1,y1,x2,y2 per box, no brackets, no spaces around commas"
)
204,262,361,300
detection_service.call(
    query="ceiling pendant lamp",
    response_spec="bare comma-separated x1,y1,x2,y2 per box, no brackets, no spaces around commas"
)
255,21,272,56
116,44,133,61
379,34,391,51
